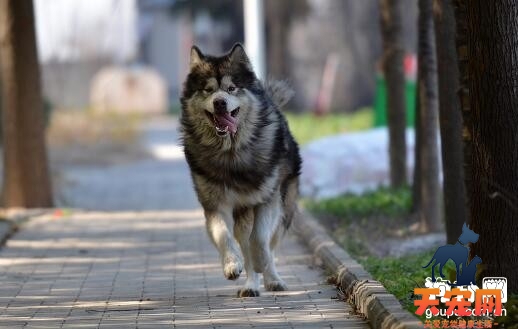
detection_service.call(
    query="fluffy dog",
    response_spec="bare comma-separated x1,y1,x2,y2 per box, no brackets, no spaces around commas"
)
180,44,301,297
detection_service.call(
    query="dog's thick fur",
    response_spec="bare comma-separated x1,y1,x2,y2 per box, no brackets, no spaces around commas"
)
180,44,301,297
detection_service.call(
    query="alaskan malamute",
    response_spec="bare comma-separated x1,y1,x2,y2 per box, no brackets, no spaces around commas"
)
180,44,301,297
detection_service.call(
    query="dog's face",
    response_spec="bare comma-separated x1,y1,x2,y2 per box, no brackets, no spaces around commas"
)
181,44,261,139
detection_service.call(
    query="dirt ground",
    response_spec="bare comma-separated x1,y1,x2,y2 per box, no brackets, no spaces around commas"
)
316,213,445,258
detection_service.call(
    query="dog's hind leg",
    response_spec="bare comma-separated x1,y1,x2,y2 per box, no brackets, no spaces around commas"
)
251,195,288,291
250,195,282,273
234,208,260,297
205,207,243,280
263,225,287,291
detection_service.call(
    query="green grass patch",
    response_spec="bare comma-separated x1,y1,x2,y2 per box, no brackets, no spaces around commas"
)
496,295,518,328
285,108,373,145
308,187,517,327
360,249,455,317
305,188,428,313
306,187,435,317
305,186,412,222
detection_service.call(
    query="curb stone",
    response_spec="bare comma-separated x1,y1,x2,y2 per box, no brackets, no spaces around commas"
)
0,219,14,245
0,208,56,246
293,210,423,329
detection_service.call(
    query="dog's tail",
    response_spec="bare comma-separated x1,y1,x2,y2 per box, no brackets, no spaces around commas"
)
264,79,294,109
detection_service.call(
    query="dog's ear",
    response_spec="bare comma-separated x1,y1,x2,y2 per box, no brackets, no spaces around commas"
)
229,43,253,71
190,46,203,69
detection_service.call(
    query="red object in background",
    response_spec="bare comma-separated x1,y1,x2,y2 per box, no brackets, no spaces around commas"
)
314,54,340,116
404,53,417,81
53,209,64,218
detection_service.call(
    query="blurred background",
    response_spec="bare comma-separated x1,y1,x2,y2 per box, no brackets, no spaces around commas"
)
3,0,516,308
25,0,423,210
36,0,418,115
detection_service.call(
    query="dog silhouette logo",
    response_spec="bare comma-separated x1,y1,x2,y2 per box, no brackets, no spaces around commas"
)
423,223,481,285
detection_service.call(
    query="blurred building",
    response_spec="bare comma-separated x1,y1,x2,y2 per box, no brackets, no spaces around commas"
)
137,0,188,110
35,0,137,110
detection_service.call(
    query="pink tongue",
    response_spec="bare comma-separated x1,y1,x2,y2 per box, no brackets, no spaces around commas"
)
215,113,238,134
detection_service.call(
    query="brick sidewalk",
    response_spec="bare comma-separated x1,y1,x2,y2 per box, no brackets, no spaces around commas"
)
0,211,369,329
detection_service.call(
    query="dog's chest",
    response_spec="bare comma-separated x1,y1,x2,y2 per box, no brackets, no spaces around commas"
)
223,167,280,207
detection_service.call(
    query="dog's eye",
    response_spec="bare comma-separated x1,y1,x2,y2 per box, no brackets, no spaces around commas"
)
227,86,236,92
203,87,213,93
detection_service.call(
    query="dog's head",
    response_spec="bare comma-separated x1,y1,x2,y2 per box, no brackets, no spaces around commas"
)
181,44,262,140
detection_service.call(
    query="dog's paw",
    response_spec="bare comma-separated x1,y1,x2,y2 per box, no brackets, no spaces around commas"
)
223,255,243,280
265,280,288,292
237,288,260,297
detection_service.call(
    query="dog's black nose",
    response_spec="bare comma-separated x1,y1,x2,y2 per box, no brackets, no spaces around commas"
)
213,98,227,114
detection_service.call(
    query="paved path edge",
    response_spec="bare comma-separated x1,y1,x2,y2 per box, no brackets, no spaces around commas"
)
293,210,423,329
0,208,54,246
0,219,14,245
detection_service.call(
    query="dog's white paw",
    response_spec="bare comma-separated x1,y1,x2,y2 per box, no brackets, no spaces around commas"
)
265,280,288,292
223,255,243,280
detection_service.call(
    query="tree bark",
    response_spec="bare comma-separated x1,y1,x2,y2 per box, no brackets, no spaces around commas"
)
265,0,287,78
433,0,468,243
411,81,421,213
417,0,440,232
379,0,407,188
0,0,53,207
453,0,518,294
265,0,308,80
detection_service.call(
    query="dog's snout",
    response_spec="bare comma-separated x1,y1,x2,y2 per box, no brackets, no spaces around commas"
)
213,98,227,113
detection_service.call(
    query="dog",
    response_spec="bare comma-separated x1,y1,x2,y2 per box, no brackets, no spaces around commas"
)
180,43,302,297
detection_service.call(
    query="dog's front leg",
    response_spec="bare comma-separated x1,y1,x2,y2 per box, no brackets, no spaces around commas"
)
205,208,243,280
234,210,260,297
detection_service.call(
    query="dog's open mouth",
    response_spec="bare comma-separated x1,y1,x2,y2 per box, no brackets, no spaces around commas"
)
205,108,240,136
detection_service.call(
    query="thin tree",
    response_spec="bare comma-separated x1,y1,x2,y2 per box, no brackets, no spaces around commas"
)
433,0,468,243
411,82,421,212
416,0,440,232
454,0,518,293
379,0,407,188
265,0,309,79
0,0,53,207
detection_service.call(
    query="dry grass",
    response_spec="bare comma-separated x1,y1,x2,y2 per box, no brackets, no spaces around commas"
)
47,110,141,147
46,110,147,166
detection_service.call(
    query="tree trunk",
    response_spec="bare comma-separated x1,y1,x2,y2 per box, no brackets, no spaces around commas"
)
454,0,518,294
411,81,421,213
433,0,468,243
265,0,287,78
0,0,53,207
379,0,407,188
417,0,440,232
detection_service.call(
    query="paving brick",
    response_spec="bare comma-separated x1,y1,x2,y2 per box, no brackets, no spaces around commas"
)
0,211,369,328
